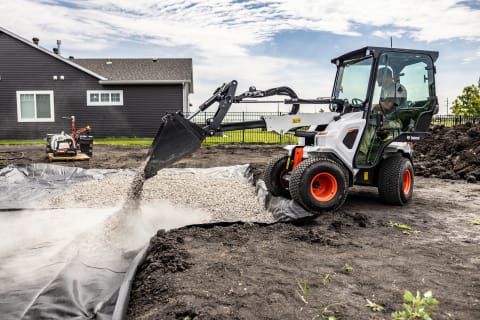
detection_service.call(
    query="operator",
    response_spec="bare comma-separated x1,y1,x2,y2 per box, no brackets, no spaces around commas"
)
372,67,407,118
357,67,407,162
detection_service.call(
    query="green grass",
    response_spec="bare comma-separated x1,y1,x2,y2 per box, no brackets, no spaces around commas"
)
0,138,154,146
0,129,298,146
94,137,153,145
0,140,45,145
203,129,297,145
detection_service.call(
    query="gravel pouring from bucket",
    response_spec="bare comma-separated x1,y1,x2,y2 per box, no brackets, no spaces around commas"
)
143,112,206,179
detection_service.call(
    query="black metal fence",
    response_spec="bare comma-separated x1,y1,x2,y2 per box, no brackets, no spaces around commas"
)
185,111,298,145
184,112,480,145
432,115,480,126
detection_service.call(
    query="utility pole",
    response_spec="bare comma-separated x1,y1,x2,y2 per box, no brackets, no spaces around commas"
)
446,97,449,115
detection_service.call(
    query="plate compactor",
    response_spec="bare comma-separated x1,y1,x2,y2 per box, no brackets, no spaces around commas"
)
46,116,93,161
144,46,439,213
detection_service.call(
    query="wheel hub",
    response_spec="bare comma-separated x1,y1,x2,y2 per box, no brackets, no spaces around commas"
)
310,172,338,202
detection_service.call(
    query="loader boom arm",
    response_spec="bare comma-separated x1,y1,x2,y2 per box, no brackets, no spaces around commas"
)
144,80,343,178
191,80,344,135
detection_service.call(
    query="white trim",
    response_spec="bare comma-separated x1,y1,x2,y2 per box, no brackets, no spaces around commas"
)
99,79,191,86
16,91,55,122
182,82,188,113
99,80,193,94
87,90,124,106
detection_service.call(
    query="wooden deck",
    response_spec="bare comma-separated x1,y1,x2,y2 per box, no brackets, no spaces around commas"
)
48,152,90,161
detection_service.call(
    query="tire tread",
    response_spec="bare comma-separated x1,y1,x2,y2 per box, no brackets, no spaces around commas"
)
290,157,348,213
378,156,413,205
263,155,290,198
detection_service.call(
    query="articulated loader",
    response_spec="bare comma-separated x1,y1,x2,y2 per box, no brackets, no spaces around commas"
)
143,46,439,213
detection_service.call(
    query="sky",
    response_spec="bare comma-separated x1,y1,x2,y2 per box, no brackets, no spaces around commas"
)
0,0,479,114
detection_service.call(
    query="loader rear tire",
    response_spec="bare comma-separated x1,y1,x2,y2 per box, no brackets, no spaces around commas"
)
378,156,413,205
263,155,291,199
290,158,348,213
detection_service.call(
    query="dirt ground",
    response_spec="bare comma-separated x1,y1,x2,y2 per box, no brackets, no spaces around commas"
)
1,140,479,320
124,173,479,319
0,144,285,171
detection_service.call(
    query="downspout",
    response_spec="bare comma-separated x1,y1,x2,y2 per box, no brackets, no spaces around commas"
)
182,82,189,113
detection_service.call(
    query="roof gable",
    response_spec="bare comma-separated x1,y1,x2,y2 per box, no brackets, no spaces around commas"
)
0,26,106,80
0,27,194,92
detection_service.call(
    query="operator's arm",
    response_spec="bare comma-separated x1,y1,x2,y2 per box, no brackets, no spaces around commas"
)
372,101,395,112
372,100,402,130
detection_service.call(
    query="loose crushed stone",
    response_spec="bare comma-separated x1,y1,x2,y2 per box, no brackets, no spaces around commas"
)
40,167,275,223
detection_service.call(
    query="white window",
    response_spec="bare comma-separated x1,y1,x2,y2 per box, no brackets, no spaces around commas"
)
87,90,123,106
16,91,55,122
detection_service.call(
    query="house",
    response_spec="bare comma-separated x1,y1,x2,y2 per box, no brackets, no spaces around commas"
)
0,27,193,139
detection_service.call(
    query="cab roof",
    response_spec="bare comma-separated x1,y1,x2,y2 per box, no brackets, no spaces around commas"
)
331,46,439,64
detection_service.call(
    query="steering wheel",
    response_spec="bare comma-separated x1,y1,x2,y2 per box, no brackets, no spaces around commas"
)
351,98,364,106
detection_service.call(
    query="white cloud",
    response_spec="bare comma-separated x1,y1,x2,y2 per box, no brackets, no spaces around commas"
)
462,48,480,63
0,0,478,110
372,29,409,39
2,0,479,51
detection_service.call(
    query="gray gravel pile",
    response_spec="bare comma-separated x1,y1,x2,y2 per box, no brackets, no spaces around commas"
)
41,165,274,223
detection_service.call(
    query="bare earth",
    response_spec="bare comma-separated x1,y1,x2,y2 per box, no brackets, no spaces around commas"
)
1,144,479,319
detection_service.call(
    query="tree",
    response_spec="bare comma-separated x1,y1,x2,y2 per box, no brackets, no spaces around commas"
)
451,83,480,116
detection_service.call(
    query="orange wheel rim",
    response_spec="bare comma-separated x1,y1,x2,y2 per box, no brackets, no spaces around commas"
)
310,172,338,202
403,169,412,194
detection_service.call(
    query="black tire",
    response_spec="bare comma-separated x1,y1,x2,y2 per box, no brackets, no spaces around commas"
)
378,156,414,205
290,157,349,213
263,155,291,198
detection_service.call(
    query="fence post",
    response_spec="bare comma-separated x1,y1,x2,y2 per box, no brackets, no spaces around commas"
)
242,112,245,144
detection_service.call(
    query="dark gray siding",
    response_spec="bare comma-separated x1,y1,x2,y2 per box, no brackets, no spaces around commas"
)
82,84,182,137
0,32,183,139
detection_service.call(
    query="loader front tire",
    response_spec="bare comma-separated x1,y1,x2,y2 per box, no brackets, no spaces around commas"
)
290,158,348,213
263,155,291,199
378,156,413,205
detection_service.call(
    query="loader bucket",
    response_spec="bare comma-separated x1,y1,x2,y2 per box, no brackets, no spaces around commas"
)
143,112,206,179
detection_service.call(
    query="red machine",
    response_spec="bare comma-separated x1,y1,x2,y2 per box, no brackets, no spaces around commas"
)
46,116,93,160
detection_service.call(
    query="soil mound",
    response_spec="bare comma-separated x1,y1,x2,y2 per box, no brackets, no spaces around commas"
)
414,123,480,182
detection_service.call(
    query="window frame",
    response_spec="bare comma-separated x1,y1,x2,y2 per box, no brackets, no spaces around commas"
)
87,90,124,106
16,90,55,122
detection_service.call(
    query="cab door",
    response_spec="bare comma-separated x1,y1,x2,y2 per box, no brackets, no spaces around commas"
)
355,51,437,167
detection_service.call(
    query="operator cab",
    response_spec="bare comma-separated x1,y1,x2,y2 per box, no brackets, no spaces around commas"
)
330,47,439,167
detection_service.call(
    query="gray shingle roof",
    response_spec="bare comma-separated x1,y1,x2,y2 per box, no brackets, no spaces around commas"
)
73,58,193,92
73,58,191,81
